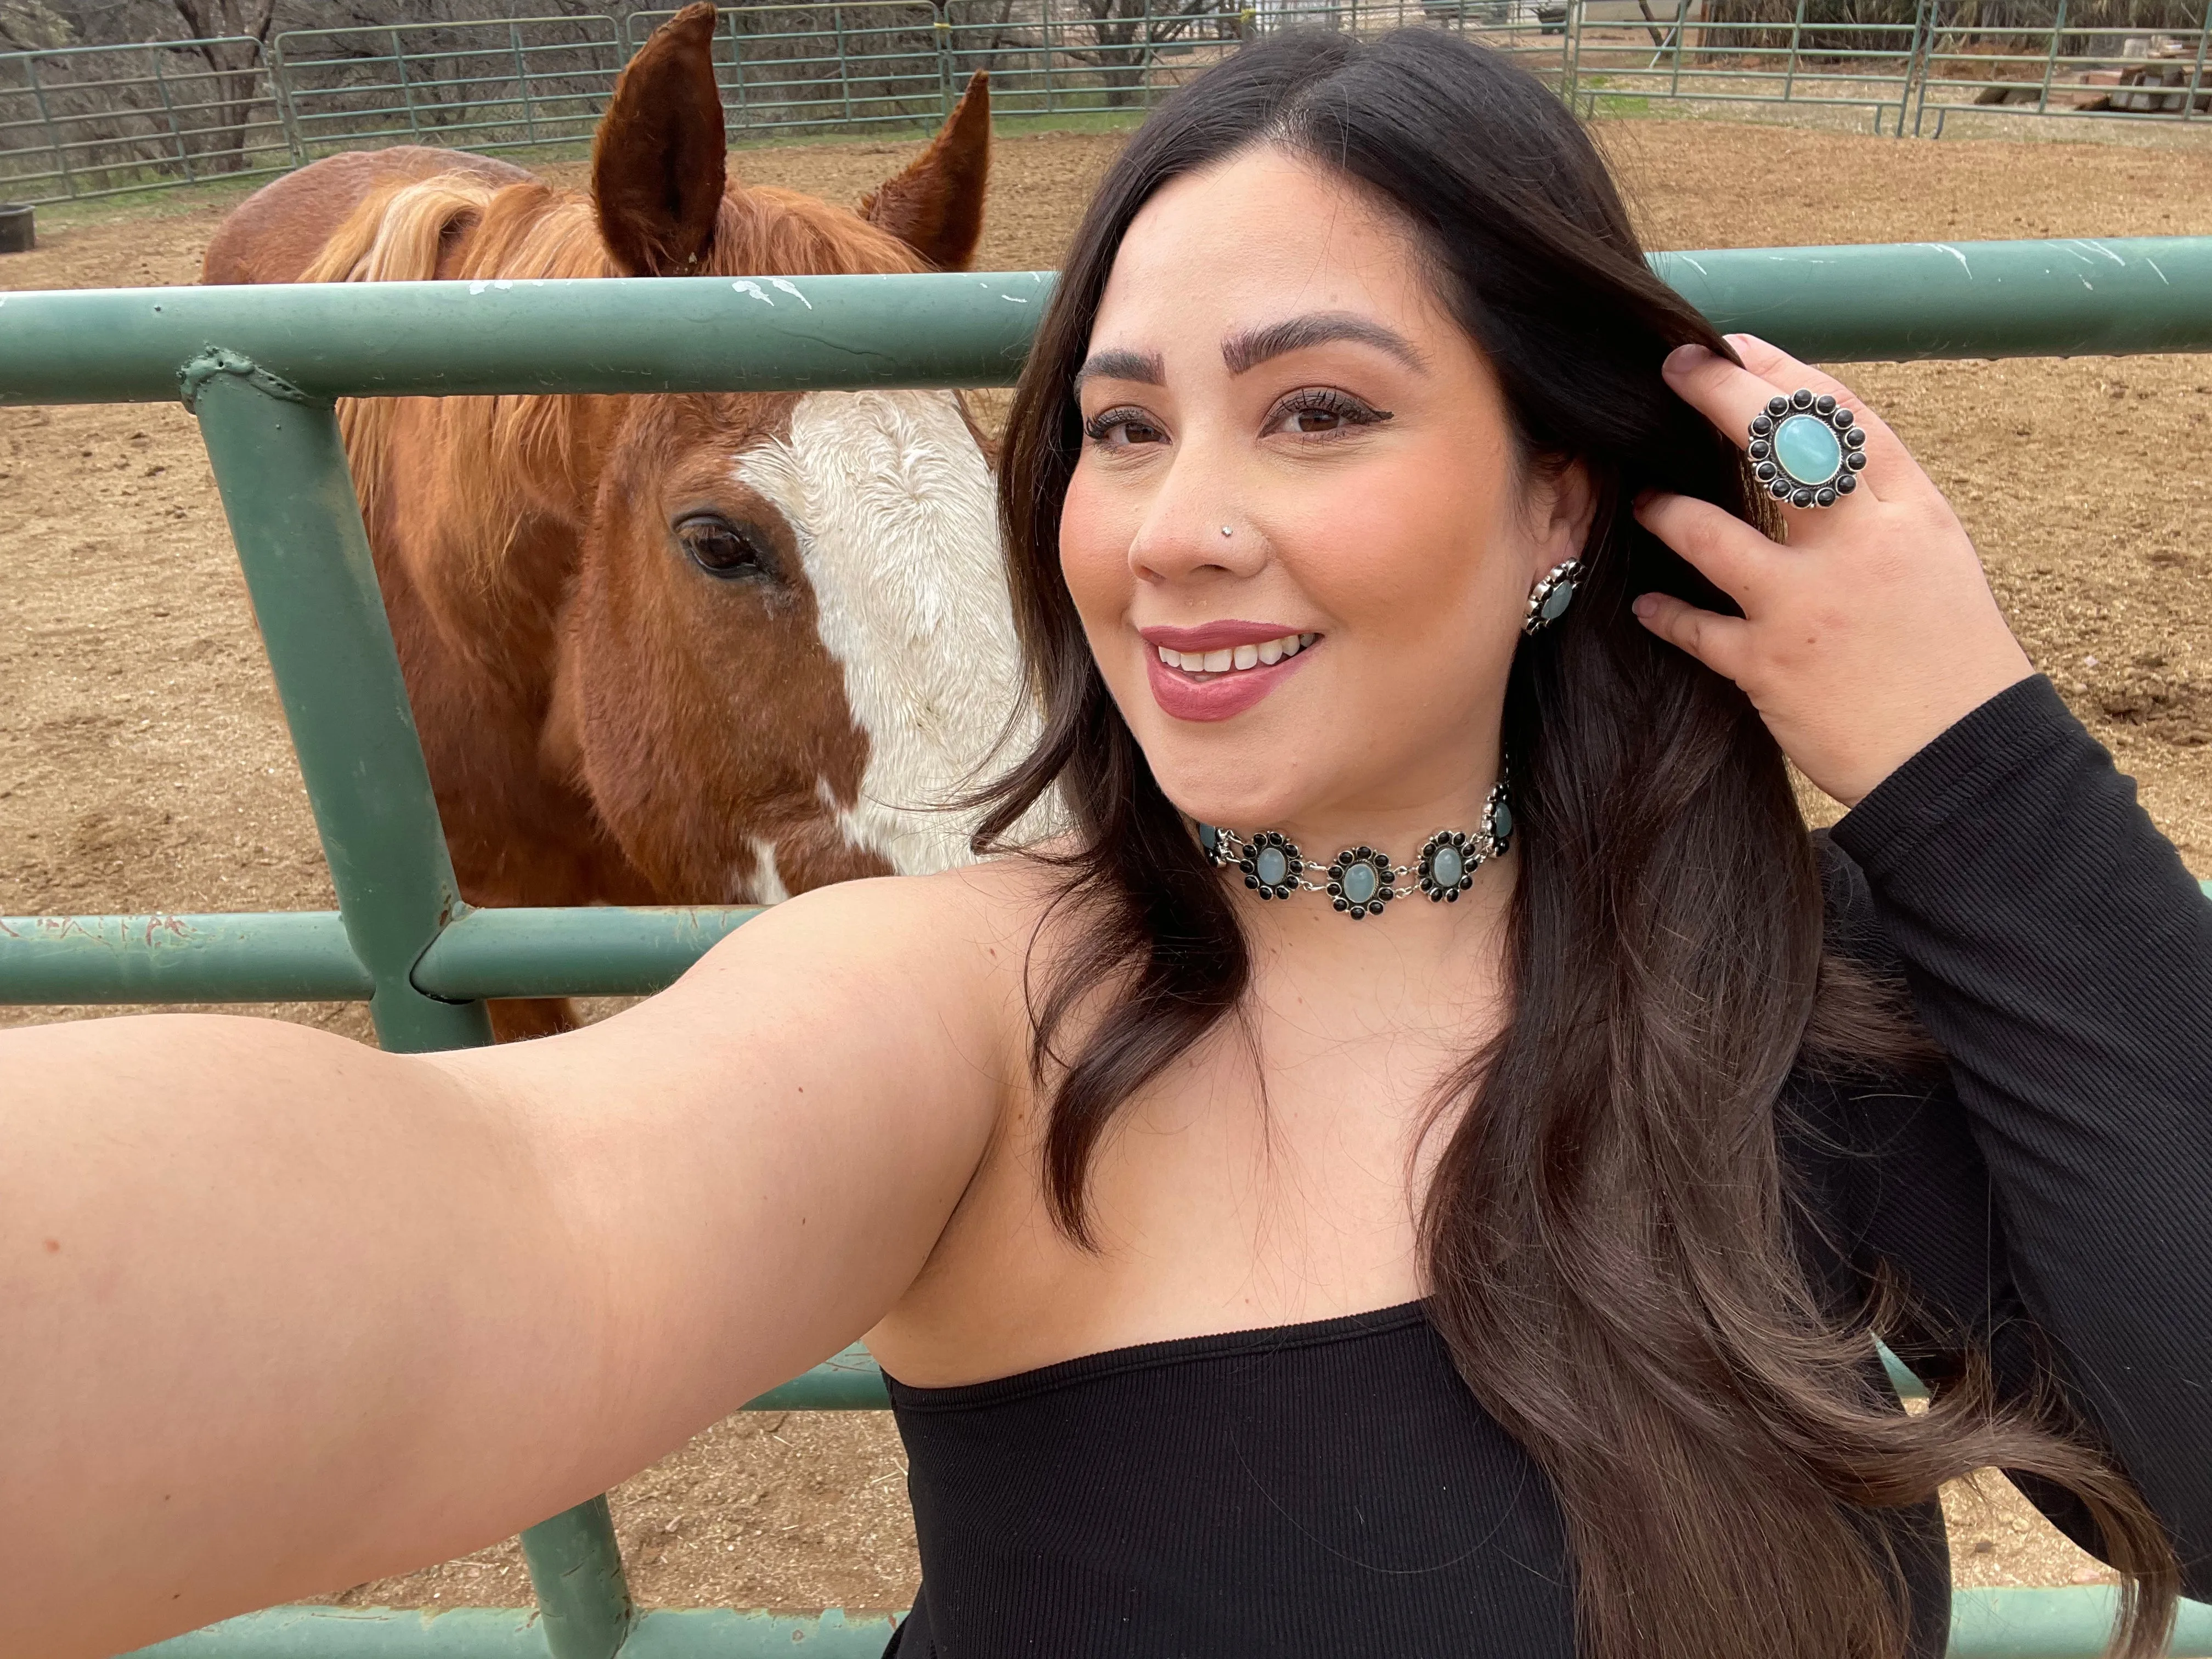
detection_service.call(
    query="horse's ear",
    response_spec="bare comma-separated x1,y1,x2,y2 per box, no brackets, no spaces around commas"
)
860,71,990,272
593,2,726,276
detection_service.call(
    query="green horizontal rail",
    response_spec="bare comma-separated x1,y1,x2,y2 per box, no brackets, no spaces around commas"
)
411,906,758,1000
743,1344,890,1412
118,1588,2212,1658
8,888,2205,1006
8,239,2212,408
0,906,757,1005
130,1605,902,1658
0,912,373,1002
0,270,1053,404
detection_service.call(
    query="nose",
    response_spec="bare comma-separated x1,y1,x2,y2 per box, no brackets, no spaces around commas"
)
1125,446,1266,588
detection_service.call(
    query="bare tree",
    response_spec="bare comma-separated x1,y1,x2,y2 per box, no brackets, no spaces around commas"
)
1062,0,1226,105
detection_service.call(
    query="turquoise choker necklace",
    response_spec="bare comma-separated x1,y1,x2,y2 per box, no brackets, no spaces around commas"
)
1198,781,1513,921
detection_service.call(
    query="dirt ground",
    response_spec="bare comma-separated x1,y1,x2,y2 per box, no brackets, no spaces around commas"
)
4,114,2208,1620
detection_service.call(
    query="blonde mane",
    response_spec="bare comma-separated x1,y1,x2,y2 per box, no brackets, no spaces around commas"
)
307,168,931,570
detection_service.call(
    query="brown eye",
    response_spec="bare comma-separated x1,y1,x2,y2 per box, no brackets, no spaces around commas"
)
676,514,773,580
1266,388,1391,439
1084,406,1167,448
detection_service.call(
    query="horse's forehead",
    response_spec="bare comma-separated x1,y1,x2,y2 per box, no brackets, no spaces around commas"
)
732,390,1019,877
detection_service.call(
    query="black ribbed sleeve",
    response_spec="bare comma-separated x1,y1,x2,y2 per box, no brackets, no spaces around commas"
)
1825,673,2212,1595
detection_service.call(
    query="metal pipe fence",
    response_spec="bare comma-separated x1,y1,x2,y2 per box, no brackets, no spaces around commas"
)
9,0,2212,209
1563,0,2212,133
273,15,629,161
1,239,2210,1656
0,36,291,205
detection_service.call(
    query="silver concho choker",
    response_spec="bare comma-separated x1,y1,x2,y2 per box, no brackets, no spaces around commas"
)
1198,781,1512,921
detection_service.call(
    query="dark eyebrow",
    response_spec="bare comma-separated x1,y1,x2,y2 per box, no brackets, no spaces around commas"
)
1073,348,1165,393
1221,312,1426,376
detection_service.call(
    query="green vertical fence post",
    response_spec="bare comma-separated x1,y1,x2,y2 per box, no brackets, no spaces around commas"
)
394,26,423,140
184,354,488,1056
512,22,539,145
2034,0,2066,116
2185,0,2212,123
935,10,953,116
1905,0,1937,136
268,34,307,165
149,50,196,185
186,354,637,1650
24,54,76,200
523,1497,637,1659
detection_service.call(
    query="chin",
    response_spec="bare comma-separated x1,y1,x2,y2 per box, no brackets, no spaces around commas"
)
1146,753,1322,836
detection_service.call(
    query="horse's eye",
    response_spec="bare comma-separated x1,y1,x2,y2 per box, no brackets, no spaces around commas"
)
676,514,772,579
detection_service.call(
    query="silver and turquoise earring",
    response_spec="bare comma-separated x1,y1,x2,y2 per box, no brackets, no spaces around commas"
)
1523,559,1582,635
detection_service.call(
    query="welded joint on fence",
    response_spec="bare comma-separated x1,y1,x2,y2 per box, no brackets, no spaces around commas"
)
177,346,317,413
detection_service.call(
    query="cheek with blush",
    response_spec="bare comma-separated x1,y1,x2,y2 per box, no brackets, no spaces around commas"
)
1059,467,1147,670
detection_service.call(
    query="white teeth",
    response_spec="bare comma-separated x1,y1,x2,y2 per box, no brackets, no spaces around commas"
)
1155,633,1314,674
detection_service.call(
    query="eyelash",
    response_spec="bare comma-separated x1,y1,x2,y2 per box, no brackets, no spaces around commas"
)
1082,404,1160,445
1269,387,1392,438
1080,388,1393,448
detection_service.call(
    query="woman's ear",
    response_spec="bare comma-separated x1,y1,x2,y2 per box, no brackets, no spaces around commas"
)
1528,458,1598,583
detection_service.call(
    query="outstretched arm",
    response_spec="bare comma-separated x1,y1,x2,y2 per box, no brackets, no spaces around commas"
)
1,871,1011,1658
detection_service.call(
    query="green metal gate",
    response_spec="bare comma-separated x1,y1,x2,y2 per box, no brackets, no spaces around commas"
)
3,241,2211,1656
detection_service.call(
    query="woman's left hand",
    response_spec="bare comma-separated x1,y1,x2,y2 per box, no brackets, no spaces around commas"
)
1632,335,2034,809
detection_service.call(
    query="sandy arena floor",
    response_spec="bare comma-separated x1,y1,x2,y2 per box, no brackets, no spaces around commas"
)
3,114,2208,1617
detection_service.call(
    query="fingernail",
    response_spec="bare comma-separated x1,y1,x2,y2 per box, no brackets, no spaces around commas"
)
1632,594,1660,619
1662,343,1709,376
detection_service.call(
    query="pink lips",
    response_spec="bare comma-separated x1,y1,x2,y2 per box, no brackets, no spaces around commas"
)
1139,619,1302,652
1139,619,1318,723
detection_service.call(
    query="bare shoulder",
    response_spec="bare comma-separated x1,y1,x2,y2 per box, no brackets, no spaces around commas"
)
591,852,1068,1085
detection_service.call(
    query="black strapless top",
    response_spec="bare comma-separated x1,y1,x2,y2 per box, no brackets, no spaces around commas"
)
880,1303,1939,1658
877,681,2212,1656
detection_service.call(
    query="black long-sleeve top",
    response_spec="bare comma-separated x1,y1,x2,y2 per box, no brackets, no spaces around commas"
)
881,677,2212,1658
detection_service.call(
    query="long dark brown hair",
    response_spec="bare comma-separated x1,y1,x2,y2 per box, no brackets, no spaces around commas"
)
972,27,2177,1659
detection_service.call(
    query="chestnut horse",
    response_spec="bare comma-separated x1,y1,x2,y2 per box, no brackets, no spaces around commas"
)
202,5,1022,1039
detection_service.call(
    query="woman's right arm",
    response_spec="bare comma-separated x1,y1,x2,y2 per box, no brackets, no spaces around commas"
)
1,870,1014,1659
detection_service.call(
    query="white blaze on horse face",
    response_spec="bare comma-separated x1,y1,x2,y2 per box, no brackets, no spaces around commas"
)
734,389,1026,876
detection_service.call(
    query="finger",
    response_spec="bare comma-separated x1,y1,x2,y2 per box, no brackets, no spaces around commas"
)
1634,490,1782,612
1723,334,1914,504
1632,591,1752,681
1662,341,1875,512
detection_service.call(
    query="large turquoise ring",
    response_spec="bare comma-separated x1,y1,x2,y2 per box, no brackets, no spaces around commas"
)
1747,389,1866,510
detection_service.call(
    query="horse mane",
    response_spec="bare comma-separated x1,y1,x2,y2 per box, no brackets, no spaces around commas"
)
307,167,933,569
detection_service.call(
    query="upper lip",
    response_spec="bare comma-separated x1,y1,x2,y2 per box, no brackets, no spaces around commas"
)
1137,619,1312,651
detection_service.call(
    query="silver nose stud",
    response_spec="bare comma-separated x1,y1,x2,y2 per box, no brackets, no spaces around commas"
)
1220,525,1233,537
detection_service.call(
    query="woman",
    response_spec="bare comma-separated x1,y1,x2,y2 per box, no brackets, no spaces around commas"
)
8,26,2209,1659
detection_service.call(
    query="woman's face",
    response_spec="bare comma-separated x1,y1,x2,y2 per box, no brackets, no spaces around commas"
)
1062,146,1591,845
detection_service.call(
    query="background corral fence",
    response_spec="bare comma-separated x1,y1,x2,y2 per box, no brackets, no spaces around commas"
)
0,35,291,205
2,240,2212,1656
9,0,2212,208
275,15,631,161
